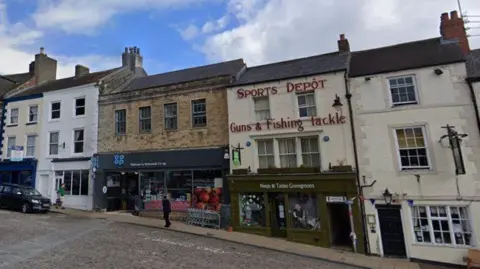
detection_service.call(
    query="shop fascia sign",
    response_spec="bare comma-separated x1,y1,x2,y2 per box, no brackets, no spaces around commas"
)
236,77,326,99
130,161,167,167
230,113,346,133
260,183,315,189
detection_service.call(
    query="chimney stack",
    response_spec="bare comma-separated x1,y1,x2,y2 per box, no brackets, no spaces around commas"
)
75,65,90,77
440,10,470,55
122,46,143,72
34,47,57,83
337,34,350,53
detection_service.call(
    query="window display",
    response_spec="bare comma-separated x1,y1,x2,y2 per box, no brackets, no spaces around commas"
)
193,170,223,211
141,172,165,210
239,193,265,227
289,193,319,230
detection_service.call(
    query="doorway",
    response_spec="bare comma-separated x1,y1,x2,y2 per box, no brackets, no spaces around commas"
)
268,193,287,238
377,205,407,258
328,203,352,248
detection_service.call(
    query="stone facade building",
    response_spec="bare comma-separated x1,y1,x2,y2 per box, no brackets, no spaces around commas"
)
94,59,246,212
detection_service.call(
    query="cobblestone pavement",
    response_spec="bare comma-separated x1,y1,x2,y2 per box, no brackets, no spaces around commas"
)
0,210,363,269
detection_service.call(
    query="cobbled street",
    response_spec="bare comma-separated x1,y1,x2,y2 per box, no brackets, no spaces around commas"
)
0,209,364,269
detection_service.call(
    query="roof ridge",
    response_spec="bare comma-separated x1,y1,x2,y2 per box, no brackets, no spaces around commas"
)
245,51,340,69
352,37,441,54
145,58,244,78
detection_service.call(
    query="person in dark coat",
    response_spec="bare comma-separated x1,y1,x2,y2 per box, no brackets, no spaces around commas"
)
162,196,172,227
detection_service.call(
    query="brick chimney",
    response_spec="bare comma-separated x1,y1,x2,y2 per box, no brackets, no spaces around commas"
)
440,11,470,55
34,47,57,83
75,65,90,77
122,46,143,71
337,34,350,53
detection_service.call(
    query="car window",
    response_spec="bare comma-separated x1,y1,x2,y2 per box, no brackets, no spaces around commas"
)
3,186,12,193
12,187,21,194
0,185,3,192
22,188,42,196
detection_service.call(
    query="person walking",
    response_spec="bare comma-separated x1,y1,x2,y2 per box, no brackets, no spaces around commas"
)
57,183,65,209
162,196,172,227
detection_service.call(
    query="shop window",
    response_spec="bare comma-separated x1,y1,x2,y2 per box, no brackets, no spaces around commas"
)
289,193,320,230
193,170,222,211
64,171,72,195
56,170,89,196
411,205,472,246
278,138,297,167
257,139,274,168
72,170,81,195
166,171,192,201
254,96,270,121
301,137,320,167
239,192,265,227
140,172,166,204
81,171,89,195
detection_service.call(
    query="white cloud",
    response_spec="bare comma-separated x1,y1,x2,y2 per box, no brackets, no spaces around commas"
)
179,25,200,41
202,15,230,34
0,1,120,79
33,0,211,34
201,0,480,66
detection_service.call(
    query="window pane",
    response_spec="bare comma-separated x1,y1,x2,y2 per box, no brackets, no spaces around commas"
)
254,97,269,110
76,98,85,107
239,192,266,227
80,170,89,195
289,193,319,230
64,171,72,195
72,171,81,195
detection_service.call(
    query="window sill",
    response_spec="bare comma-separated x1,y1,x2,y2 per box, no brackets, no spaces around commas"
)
191,125,208,130
26,122,37,126
48,119,61,123
399,168,435,175
164,128,179,132
6,124,18,127
412,243,471,249
391,102,419,109
73,115,86,119
138,131,152,135
115,133,126,136
45,155,58,159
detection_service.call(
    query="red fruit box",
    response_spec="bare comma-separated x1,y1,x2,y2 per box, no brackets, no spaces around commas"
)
144,200,191,211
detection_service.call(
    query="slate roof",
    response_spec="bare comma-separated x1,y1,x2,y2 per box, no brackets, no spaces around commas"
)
0,72,33,97
467,49,480,80
232,52,348,87
126,59,245,92
349,38,465,77
11,68,120,98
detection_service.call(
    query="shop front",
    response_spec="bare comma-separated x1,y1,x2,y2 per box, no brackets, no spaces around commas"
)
0,159,37,187
94,147,230,212
229,172,365,253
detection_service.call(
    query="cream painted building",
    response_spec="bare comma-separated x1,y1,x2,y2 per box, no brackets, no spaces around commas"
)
349,22,480,265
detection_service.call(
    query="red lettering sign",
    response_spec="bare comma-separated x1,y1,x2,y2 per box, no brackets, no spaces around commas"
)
236,78,326,99
230,113,346,133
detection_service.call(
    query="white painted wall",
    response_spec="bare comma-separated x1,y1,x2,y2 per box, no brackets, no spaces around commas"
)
2,98,43,160
351,62,480,265
37,83,98,210
227,72,354,172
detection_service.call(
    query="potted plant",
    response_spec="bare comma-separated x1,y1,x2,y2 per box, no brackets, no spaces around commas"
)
330,159,353,172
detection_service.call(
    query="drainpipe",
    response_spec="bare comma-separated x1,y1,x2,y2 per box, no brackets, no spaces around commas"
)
343,71,371,255
0,100,6,161
467,79,480,136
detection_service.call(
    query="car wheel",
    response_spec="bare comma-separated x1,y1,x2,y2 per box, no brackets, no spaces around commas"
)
21,203,30,213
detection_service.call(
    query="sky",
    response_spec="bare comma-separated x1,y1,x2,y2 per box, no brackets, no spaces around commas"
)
0,0,479,79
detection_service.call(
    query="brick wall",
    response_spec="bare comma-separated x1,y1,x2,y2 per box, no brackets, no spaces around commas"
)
98,86,229,153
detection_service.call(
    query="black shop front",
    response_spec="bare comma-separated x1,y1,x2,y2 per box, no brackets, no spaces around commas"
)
93,147,230,212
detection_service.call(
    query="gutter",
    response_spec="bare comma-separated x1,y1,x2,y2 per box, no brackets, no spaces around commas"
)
343,71,371,255
467,79,480,136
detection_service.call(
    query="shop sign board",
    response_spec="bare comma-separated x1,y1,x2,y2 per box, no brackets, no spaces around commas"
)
326,196,346,203
259,183,315,190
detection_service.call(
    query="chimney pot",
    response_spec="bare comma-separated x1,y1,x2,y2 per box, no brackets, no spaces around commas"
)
450,10,459,19
439,10,469,55
124,47,128,53
40,47,45,54
441,12,449,21
339,34,345,40
337,34,350,53
137,48,141,55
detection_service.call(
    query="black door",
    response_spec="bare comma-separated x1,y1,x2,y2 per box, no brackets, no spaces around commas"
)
268,193,287,238
377,205,407,258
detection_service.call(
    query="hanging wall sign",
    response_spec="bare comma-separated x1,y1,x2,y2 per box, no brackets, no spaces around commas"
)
326,196,347,203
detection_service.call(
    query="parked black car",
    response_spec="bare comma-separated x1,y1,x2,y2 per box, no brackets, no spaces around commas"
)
0,183,51,213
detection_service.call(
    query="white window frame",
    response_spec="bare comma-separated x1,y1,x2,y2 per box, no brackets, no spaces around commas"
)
278,138,297,168
50,101,61,120
73,129,84,154
139,106,152,133
115,109,127,135
25,134,36,157
9,108,19,125
257,139,275,169
28,105,38,123
164,103,178,130
6,136,16,158
49,131,60,156
393,126,431,170
300,137,320,167
387,75,418,106
410,205,473,247
296,92,317,118
253,97,271,121
74,97,86,116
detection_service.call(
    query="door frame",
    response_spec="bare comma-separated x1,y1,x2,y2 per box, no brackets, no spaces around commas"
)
376,204,408,258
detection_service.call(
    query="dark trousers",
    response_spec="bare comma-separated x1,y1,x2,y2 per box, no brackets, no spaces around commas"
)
163,212,171,226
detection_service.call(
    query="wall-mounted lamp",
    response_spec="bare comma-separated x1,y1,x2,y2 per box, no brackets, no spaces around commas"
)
382,188,393,205
332,94,343,111
434,68,443,76
440,124,467,175
62,142,66,149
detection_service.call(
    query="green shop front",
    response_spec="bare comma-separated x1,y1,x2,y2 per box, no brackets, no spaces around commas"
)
229,172,365,253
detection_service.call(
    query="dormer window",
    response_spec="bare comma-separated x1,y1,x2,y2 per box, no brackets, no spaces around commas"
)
388,75,418,106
